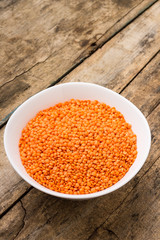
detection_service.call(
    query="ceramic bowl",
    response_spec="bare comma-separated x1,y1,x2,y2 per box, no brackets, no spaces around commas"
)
4,82,151,199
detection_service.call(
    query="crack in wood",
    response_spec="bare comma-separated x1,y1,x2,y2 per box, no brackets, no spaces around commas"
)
0,55,51,90
13,200,26,240
104,228,120,240
24,211,58,240
86,224,120,240
86,222,105,240
0,186,32,219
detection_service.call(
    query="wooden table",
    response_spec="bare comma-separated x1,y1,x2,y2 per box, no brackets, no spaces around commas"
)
0,0,160,239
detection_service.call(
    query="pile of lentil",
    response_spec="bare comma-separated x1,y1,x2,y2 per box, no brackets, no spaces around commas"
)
19,99,137,194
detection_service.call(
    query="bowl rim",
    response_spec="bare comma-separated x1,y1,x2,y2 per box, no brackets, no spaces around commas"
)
4,82,151,199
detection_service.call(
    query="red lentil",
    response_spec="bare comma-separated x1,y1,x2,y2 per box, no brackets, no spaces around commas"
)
19,99,137,194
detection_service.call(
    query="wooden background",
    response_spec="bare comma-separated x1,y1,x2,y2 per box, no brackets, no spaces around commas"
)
0,0,160,239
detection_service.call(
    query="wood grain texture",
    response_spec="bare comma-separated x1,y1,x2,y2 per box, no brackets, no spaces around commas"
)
0,1,160,238
0,1,160,218
1,104,159,240
0,128,30,216
61,1,160,92
0,0,157,121
1,201,25,240
1,52,159,240
120,52,160,117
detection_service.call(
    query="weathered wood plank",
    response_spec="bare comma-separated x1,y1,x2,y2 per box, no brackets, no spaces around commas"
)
0,127,30,216
120,52,160,117
0,3,160,216
1,104,159,240
0,0,158,121
61,1,160,93
0,201,25,240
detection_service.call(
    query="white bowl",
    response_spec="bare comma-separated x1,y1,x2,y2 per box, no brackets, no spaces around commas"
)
4,82,151,200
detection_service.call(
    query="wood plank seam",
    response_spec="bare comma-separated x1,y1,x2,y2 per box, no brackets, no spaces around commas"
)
147,100,160,118
0,0,158,128
77,0,158,59
119,49,160,95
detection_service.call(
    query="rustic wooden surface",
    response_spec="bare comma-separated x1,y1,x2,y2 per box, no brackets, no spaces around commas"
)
0,0,160,240
0,0,158,122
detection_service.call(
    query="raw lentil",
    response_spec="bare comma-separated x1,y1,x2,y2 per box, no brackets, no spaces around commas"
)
19,99,137,194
